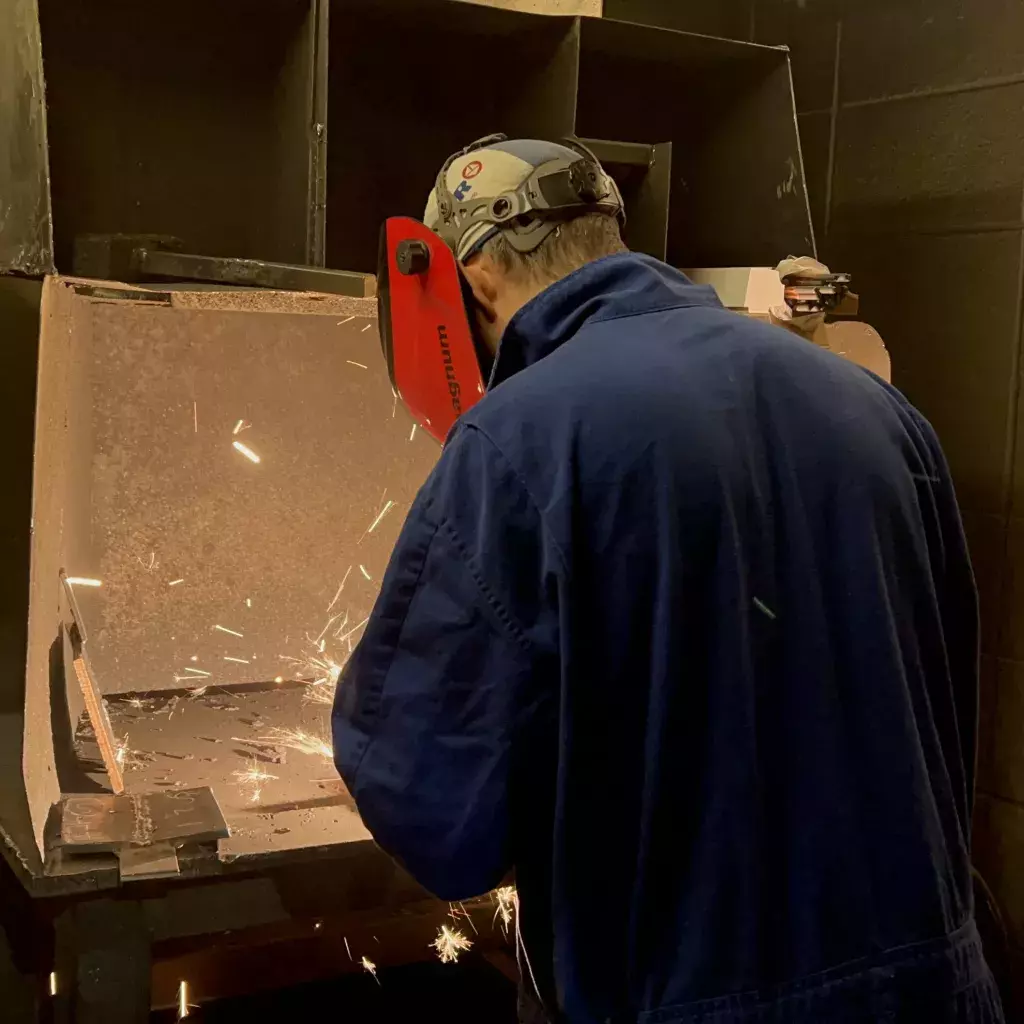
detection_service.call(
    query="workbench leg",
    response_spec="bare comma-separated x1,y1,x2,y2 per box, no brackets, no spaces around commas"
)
53,900,150,1024
0,921,39,1022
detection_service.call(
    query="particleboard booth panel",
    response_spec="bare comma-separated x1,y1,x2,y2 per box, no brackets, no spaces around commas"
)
30,281,439,707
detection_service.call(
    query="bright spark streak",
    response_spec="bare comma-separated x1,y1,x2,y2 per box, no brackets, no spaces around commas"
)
232,419,244,434
126,697,147,710
113,734,145,771
409,423,417,442
431,925,472,964
359,564,372,582
49,972,57,996
361,956,380,983
188,686,208,699
336,616,369,645
366,500,396,534
344,936,353,960
362,323,372,333
347,360,368,369
65,577,102,587
232,440,261,463
245,597,252,608
193,402,198,434
183,667,211,677
177,980,191,1020
449,902,479,935
169,579,185,586
327,566,352,613
494,886,518,932
223,656,250,664
337,316,355,326
213,624,244,638
260,727,332,761
232,758,277,803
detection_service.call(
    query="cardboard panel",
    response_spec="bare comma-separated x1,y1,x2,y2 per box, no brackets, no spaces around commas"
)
39,0,318,271
577,18,815,267
0,0,53,273
831,87,1024,235
840,0,1024,105
325,0,580,274
827,231,1022,516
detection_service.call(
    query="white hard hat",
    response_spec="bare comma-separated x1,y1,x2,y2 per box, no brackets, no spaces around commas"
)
425,135,625,263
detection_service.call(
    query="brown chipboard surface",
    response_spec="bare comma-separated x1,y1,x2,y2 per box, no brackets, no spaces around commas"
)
0,0,53,273
20,277,438,865
102,684,368,859
38,281,437,696
22,277,75,860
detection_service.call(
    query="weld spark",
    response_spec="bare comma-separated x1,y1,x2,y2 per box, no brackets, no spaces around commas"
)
232,440,261,464
431,925,472,964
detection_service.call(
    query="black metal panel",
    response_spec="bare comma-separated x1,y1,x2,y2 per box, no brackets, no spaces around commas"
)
754,0,840,111
0,0,53,274
38,0,318,272
577,18,814,268
325,0,580,274
831,86,1024,237
603,0,754,42
840,0,1024,106
581,138,672,261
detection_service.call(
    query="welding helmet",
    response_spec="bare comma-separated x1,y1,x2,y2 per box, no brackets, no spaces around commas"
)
378,135,625,444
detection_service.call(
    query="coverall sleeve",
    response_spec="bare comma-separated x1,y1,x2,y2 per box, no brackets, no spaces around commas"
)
332,423,558,901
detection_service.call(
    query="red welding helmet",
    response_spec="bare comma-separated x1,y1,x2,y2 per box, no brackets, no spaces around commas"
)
377,135,625,443
377,217,487,445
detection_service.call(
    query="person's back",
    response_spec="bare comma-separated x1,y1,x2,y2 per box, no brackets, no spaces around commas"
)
467,253,998,1021
334,137,1003,1023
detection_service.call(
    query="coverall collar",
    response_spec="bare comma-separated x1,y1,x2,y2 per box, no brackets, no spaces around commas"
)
488,251,723,389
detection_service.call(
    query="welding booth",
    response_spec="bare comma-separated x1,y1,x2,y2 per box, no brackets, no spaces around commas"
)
0,0,815,1019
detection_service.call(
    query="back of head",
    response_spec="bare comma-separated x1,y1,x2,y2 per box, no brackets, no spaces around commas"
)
424,136,628,288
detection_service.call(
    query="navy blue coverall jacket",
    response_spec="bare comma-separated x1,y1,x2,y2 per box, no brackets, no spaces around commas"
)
333,253,1003,1023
